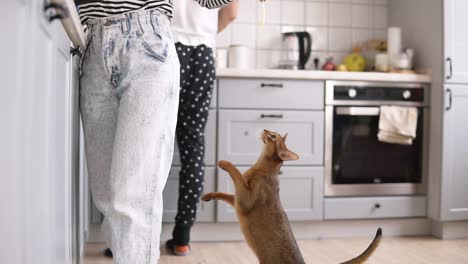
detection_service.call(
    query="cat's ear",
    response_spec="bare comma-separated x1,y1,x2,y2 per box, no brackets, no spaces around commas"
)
276,140,299,161
264,129,277,142
282,133,288,142
278,149,299,161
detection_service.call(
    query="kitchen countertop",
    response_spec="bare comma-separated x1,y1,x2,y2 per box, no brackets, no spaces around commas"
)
216,68,432,83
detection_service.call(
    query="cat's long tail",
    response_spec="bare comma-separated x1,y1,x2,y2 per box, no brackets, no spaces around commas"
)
339,228,382,264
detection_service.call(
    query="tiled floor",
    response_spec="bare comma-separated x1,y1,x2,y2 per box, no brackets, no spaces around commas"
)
85,237,468,263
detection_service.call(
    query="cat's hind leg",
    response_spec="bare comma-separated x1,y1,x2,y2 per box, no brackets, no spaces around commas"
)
202,192,235,207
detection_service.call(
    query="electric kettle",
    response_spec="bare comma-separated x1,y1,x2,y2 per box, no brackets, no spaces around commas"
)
281,32,312,70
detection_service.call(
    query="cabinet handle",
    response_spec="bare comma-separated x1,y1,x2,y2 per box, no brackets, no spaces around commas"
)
260,83,284,88
446,58,453,80
44,2,69,22
374,203,381,209
446,89,452,111
260,114,284,119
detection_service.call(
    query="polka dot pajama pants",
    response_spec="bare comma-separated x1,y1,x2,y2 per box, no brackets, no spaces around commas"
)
171,43,215,245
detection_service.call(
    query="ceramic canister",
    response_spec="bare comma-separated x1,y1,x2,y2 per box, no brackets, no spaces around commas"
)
228,45,250,69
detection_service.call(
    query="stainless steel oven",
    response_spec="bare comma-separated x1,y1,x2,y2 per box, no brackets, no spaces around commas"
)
325,81,429,197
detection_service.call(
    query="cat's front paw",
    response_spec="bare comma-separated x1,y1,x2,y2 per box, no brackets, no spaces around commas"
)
218,160,233,171
201,193,215,202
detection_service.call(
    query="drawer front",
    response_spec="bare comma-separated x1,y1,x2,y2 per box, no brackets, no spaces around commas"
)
218,110,324,165
162,166,216,223
324,196,427,220
218,78,324,110
172,109,217,166
217,166,324,222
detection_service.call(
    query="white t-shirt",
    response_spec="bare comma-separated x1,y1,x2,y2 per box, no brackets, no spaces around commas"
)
172,0,219,48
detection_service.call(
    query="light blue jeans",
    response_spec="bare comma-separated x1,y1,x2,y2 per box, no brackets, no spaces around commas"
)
80,9,180,263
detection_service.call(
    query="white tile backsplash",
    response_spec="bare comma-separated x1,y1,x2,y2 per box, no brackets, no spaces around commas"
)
257,0,281,25
352,4,372,28
329,28,352,52
352,0,372,4
352,28,372,47
257,25,282,49
373,29,386,40
217,27,231,48
305,2,329,26
329,3,352,26
373,5,388,29
230,23,256,48
218,0,387,69
235,0,257,23
374,0,388,5
281,0,305,25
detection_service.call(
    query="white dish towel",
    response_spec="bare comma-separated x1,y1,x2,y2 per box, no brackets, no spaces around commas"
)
378,106,418,145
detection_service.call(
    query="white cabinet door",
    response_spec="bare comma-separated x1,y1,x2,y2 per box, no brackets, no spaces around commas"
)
218,110,324,166
217,166,324,222
172,109,217,166
1,1,76,263
2,0,32,262
162,167,216,223
444,0,468,83
441,86,468,220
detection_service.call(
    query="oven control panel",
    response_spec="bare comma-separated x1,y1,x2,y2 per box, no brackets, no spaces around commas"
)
332,85,425,103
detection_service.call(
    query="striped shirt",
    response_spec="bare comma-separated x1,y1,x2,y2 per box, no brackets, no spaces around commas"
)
75,0,232,25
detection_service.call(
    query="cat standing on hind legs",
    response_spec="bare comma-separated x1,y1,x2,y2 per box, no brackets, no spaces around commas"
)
202,129,382,264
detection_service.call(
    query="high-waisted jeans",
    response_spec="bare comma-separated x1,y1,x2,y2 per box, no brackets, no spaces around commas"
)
80,9,180,263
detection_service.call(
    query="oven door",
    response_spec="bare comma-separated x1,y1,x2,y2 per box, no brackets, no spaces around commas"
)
325,106,426,196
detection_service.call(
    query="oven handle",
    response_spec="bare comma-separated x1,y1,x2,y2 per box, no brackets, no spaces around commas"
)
336,107,380,116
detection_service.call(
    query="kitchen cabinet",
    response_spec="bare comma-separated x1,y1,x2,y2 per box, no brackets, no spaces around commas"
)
444,0,468,83
217,166,324,222
389,0,468,229
218,109,324,166
215,78,325,223
2,0,79,263
163,167,216,223
441,86,468,220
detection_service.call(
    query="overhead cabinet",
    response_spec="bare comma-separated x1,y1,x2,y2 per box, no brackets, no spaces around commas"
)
444,0,468,83
441,86,468,220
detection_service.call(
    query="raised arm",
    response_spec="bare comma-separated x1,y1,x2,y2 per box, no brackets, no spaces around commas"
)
195,0,233,9
218,0,238,33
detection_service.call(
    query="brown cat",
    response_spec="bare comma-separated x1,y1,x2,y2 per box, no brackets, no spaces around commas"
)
202,129,382,264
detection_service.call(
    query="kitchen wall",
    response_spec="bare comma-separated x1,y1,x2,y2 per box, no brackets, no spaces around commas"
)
217,0,388,69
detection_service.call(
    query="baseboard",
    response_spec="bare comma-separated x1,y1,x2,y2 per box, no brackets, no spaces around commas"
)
87,218,431,243
432,220,468,239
